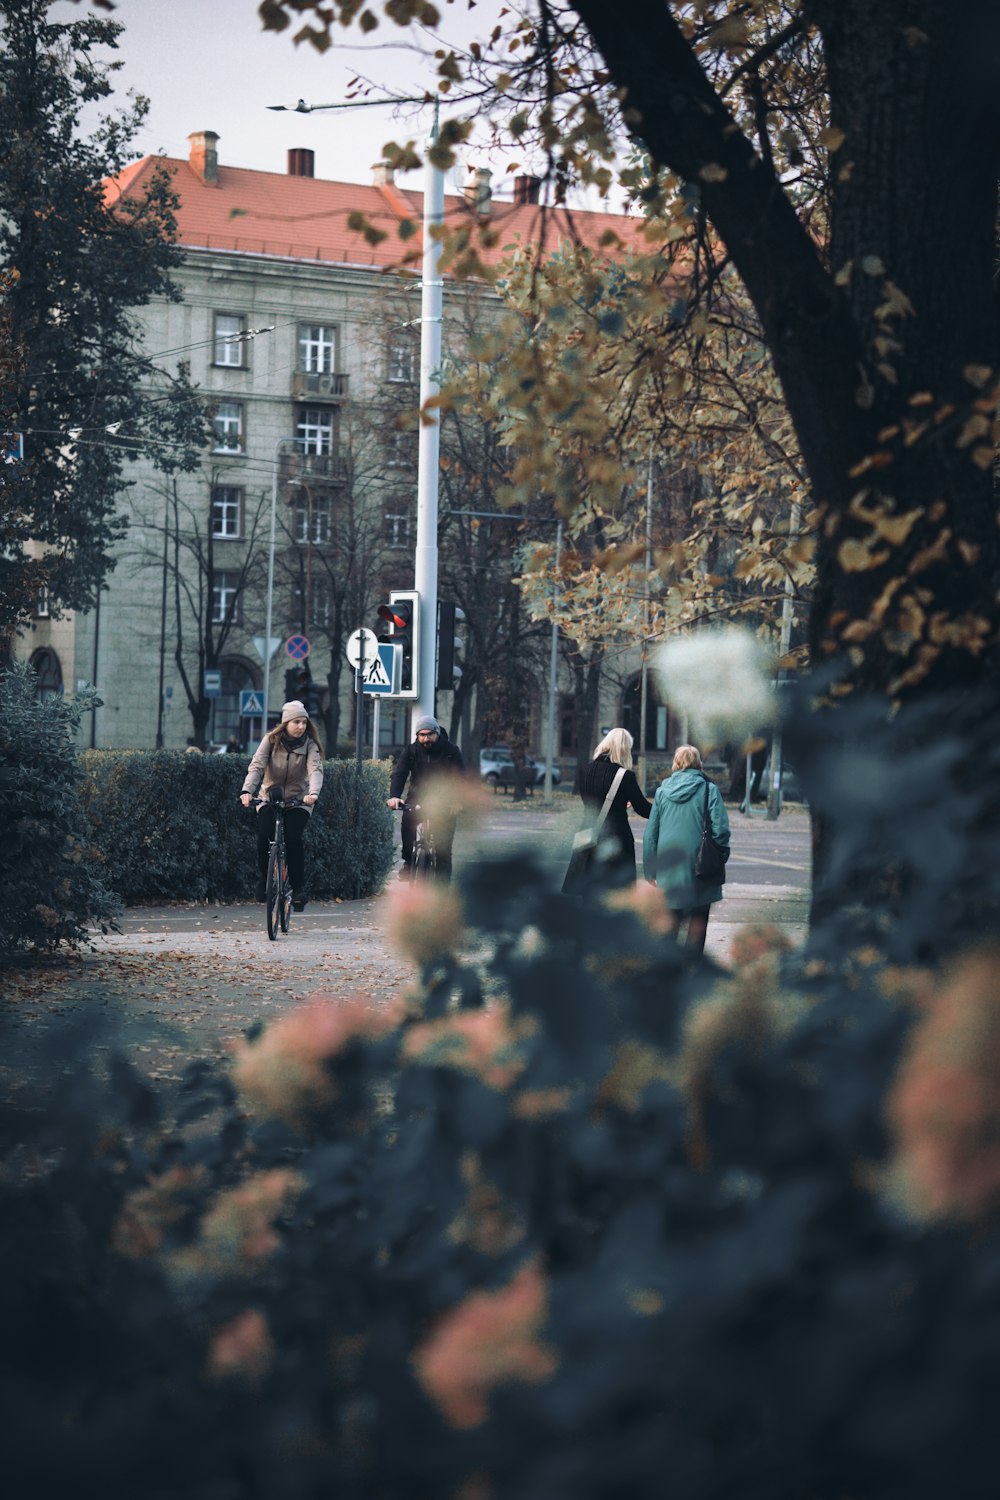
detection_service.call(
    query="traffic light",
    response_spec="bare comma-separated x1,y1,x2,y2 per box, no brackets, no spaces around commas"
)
284,663,310,702
436,601,466,690
303,679,323,720
377,588,419,697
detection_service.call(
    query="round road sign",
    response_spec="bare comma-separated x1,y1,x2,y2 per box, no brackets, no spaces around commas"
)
285,634,310,660
345,628,379,669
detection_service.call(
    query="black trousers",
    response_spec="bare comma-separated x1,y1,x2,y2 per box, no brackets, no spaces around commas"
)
256,806,310,891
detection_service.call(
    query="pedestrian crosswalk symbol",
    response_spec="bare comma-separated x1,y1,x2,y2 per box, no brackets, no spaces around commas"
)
358,641,400,695
363,653,391,687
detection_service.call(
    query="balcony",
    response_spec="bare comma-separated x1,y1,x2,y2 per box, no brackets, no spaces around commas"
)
291,370,349,401
279,447,348,486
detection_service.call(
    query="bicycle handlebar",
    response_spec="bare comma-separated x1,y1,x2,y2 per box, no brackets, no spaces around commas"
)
245,794,307,809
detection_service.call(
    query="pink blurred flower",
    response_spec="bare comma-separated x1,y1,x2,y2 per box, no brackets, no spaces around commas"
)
403,1003,533,1091
729,923,791,969
233,997,397,1125
413,1261,557,1428
207,1308,273,1384
386,879,465,965
890,948,1000,1220
171,1168,303,1278
113,1165,206,1259
604,881,672,936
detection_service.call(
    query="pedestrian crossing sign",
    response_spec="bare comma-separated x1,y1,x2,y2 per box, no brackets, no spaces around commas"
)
358,643,400,695
240,690,265,716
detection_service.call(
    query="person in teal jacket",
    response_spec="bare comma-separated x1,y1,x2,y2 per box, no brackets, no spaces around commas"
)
643,744,731,955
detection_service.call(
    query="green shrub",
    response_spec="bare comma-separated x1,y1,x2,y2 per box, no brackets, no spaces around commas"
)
77,750,393,903
4,849,1000,1498
0,662,118,957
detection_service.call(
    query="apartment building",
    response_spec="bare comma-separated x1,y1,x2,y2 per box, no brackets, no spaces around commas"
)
19,131,662,758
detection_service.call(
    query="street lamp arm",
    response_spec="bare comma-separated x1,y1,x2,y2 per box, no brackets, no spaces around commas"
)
267,95,431,113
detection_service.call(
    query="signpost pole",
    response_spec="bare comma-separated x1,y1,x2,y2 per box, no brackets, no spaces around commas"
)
355,633,365,767
372,698,381,761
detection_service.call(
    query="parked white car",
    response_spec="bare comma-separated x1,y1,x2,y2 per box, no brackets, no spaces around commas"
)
479,746,561,789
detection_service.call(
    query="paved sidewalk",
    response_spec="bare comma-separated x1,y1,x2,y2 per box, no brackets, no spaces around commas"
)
83,803,810,968
2,805,810,1094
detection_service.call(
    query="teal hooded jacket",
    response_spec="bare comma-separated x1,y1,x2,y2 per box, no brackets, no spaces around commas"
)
642,769,731,908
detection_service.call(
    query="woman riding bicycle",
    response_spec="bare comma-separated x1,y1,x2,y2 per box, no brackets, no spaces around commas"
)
240,700,323,909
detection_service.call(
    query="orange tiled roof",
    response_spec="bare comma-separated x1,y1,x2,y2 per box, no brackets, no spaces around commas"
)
103,155,649,271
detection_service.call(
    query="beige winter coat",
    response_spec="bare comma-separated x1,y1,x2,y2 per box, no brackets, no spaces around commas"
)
242,734,324,811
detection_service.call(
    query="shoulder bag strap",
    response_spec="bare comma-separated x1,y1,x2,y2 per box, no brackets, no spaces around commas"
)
593,766,627,834
702,778,712,832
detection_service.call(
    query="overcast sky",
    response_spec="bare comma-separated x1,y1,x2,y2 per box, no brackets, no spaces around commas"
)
56,0,526,191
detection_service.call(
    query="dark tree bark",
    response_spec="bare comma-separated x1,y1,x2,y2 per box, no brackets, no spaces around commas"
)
573,0,1000,697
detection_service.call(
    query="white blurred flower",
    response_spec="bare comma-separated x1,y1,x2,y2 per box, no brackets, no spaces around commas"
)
653,628,776,744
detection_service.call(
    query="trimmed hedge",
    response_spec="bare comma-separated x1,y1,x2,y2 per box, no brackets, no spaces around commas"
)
78,750,394,904
0,663,118,957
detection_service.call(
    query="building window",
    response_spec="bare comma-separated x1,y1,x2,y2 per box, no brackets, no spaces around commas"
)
293,494,332,545
212,570,241,625
34,585,50,618
296,406,334,455
213,401,244,452
214,313,245,367
211,486,243,539
387,426,417,467
212,657,257,749
299,324,336,374
310,581,332,629
383,510,410,548
387,336,416,383
29,647,62,699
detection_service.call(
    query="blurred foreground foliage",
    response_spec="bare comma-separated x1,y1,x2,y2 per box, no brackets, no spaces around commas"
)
0,661,118,958
4,686,1000,1496
77,751,394,904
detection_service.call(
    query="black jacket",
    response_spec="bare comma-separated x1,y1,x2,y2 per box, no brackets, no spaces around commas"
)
575,754,652,871
389,728,465,800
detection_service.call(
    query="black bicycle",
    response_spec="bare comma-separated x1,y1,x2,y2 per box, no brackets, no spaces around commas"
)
399,802,438,880
253,792,304,939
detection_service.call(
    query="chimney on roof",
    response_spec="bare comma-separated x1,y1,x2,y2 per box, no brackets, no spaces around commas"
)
188,130,220,184
513,174,542,206
288,148,315,178
465,165,492,218
372,163,395,187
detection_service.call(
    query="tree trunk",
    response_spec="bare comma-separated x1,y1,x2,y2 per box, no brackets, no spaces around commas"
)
573,0,1000,945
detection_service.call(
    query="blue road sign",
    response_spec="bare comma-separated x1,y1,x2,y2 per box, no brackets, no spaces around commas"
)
204,669,222,699
240,689,265,716
358,643,400,695
285,634,310,661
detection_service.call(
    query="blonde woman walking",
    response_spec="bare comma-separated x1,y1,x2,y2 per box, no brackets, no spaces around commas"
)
564,727,652,893
643,744,730,954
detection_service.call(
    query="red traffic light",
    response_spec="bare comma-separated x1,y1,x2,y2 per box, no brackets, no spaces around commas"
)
377,603,409,630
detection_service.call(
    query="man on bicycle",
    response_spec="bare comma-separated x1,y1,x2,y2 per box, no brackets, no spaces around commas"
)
387,715,465,880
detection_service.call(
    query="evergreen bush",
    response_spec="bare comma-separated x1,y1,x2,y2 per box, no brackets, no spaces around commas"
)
0,662,118,957
77,750,394,904
4,845,1000,1496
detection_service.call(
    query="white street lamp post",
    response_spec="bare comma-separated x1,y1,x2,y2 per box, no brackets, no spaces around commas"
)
263,438,292,730
413,108,444,730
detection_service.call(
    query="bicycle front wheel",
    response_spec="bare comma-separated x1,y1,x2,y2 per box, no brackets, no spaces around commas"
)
279,853,291,934
413,847,434,879
265,842,282,940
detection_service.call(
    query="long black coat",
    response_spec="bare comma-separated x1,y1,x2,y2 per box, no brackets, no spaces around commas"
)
575,754,653,880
